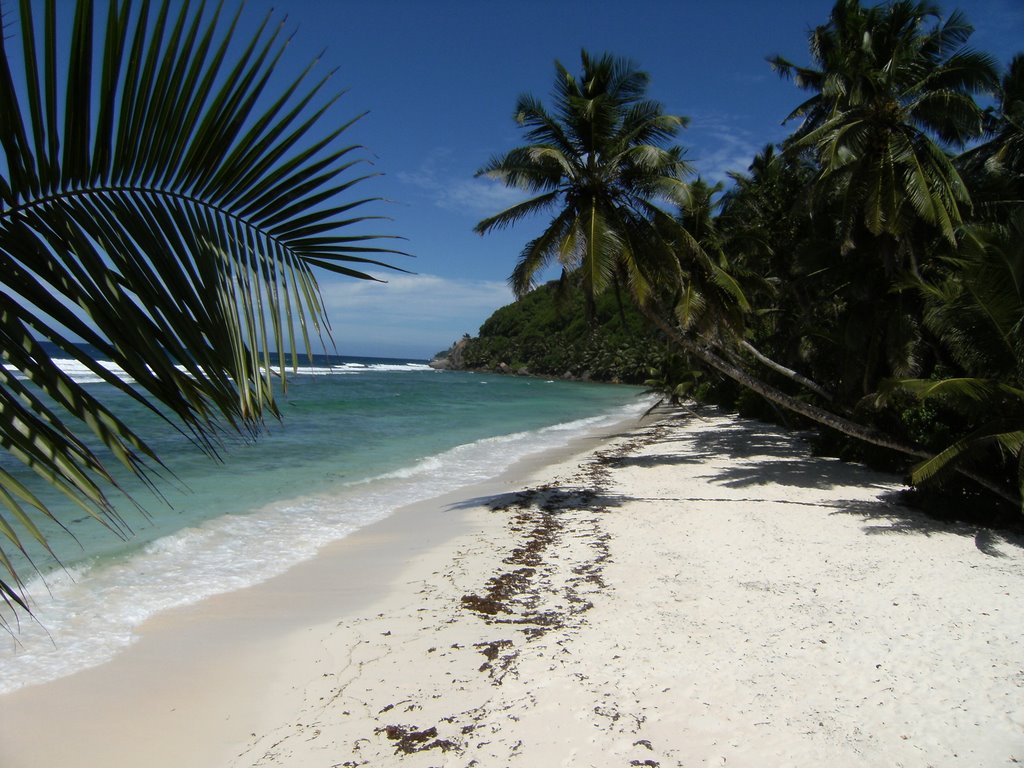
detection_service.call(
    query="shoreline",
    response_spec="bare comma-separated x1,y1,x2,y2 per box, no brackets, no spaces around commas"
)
0,407,656,766
0,388,651,697
2,408,1022,766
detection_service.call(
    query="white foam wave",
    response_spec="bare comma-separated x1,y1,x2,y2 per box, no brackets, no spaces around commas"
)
3,358,433,385
2,358,132,385
296,362,433,376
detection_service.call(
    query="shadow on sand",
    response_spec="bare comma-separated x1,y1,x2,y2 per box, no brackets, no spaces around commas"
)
605,414,891,493
469,410,1024,558
446,487,631,517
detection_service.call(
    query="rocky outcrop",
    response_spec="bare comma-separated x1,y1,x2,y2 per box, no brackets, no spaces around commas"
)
429,337,470,370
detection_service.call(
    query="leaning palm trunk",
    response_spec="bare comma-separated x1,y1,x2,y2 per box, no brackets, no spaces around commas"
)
0,1,404,619
736,339,836,403
638,300,1021,508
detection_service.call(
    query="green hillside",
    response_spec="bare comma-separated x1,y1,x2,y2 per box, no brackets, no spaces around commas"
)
436,280,666,384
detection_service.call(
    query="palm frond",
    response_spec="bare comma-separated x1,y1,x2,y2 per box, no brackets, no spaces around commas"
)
508,207,579,297
910,424,1024,491
473,191,560,236
0,0,405,617
475,145,569,192
894,376,1000,402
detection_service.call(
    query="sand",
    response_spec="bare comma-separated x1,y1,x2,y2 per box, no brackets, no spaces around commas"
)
1,408,1021,767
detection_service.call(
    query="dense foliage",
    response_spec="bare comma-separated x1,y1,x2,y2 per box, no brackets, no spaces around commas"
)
450,278,666,383
473,1,1024,520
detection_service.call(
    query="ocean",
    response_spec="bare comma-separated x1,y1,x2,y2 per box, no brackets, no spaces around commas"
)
0,354,650,694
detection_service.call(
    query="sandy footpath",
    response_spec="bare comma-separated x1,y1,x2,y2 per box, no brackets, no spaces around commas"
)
1,409,1022,767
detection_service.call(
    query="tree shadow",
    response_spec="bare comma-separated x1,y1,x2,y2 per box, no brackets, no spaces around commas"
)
607,415,895,492
616,413,1024,557
449,410,1023,560
445,486,631,516
705,456,896,492
830,490,1024,556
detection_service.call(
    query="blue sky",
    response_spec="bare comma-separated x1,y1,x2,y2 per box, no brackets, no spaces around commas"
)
238,0,1024,359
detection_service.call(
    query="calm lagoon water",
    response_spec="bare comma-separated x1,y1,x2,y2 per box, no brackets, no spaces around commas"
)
0,354,649,693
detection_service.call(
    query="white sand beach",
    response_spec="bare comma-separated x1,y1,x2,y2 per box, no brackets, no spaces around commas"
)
1,409,1021,767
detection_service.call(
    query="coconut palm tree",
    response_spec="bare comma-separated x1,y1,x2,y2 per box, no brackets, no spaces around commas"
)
474,50,691,314
719,145,849,400
960,52,1024,215
768,0,998,400
0,0,404,617
981,53,1024,181
769,0,998,259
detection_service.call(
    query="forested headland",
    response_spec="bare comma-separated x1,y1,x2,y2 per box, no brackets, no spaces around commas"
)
432,278,663,383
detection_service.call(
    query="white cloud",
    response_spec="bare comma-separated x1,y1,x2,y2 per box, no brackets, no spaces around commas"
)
440,176,529,216
687,113,776,184
316,272,514,358
397,150,526,216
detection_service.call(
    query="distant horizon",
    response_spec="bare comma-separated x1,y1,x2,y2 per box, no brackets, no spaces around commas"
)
33,338,435,364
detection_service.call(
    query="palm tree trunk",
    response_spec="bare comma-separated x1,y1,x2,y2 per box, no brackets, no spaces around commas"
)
613,277,629,329
736,339,836,403
638,301,1021,507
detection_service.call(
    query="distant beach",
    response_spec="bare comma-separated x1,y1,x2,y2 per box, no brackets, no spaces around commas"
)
1,407,1020,767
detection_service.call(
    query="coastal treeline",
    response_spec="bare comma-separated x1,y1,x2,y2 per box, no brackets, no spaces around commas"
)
467,0,1023,518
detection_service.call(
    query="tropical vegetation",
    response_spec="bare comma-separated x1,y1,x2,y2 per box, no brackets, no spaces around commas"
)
443,276,667,383
474,51,691,318
0,0,402,619
474,1,1023,520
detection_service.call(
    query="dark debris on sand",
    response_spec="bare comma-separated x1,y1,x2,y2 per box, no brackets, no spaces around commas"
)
375,724,457,755
361,423,666,759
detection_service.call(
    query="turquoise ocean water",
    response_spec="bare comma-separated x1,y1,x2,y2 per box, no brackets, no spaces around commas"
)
0,353,649,693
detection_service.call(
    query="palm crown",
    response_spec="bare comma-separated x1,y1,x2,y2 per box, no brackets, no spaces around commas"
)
770,0,998,249
474,51,691,304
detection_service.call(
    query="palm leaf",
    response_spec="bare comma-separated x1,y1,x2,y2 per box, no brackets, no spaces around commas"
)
473,191,561,236
0,0,406,618
910,425,1024,487
508,207,579,297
